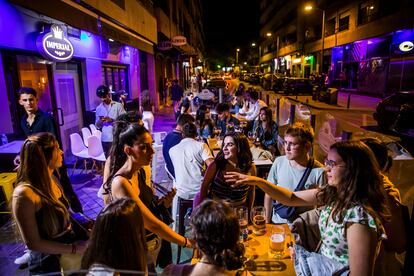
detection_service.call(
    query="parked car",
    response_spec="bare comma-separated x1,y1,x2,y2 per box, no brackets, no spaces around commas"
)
204,78,226,94
246,73,261,84
283,78,314,95
374,91,414,132
262,73,278,90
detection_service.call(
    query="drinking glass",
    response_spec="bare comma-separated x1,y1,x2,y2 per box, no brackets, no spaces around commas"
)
251,206,266,236
268,225,285,259
235,206,248,234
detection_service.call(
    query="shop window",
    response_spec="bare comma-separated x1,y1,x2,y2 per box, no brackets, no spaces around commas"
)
358,0,379,25
338,13,349,32
325,17,336,36
102,64,129,96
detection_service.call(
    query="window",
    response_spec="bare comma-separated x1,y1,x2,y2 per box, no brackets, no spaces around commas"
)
358,0,379,25
338,13,349,32
102,64,129,96
325,17,336,36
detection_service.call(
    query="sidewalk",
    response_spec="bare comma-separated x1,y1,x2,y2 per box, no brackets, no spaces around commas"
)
281,91,381,112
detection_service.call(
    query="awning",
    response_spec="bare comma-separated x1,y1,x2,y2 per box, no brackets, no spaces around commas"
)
10,0,155,54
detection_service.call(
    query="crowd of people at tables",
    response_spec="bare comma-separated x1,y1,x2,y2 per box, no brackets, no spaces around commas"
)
11,84,409,275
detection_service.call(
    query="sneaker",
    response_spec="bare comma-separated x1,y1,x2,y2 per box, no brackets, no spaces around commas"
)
14,250,31,265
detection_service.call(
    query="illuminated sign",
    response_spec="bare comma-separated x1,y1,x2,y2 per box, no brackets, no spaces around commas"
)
171,36,187,46
158,41,172,50
36,24,74,62
293,58,302,64
305,55,313,61
399,41,414,52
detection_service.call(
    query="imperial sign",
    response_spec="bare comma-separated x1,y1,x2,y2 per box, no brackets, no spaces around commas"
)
171,36,187,46
36,24,74,62
158,41,172,50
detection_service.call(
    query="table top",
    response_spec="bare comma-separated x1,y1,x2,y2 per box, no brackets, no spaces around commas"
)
242,224,295,275
192,224,295,275
0,140,24,154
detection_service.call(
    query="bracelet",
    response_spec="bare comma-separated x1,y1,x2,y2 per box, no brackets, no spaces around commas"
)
183,237,188,248
71,243,77,254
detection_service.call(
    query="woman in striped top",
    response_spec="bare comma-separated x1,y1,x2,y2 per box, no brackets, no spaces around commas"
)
199,132,256,210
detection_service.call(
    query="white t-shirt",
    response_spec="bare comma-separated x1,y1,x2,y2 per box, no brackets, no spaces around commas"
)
169,138,213,199
267,155,326,223
95,101,125,142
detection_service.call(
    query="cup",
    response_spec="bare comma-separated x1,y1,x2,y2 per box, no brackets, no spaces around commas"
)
269,225,285,259
235,206,248,234
251,206,266,236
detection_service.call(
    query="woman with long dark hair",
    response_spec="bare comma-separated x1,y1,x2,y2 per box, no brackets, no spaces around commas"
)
196,104,215,139
103,123,190,271
82,198,147,274
162,200,250,275
12,133,87,274
225,140,389,275
252,106,278,156
198,132,255,209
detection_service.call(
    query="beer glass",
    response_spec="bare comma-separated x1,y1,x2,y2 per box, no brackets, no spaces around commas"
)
269,225,285,259
251,206,266,236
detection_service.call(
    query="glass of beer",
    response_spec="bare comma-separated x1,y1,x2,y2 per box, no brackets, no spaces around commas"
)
269,225,285,259
235,206,248,234
251,206,266,236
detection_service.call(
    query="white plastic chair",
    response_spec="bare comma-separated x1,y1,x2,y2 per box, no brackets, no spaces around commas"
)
87,135,106,171
70,133,89,174
81,127,92,147
92,129,102,140
152,131,167,146
89,124,97,134
142,111,154,133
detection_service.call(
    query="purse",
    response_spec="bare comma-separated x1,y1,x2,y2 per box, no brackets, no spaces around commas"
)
70,211,94,241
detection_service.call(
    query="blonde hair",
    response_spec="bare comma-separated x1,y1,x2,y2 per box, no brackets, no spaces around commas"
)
17,133,70,237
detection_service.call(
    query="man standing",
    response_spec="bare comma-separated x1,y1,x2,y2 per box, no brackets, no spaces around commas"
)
265,123,325,223
216,103,240,137
169,122,214,224
95,85,126,156
162,114,195,178
237,90,267,131
171,79,184,114
18,87,83,212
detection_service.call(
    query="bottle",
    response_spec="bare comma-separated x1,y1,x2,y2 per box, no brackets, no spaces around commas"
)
1,134,8,145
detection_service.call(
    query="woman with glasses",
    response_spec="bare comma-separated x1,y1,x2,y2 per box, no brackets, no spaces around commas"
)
197,132,256,210
225,140,389,275
103,123,191,272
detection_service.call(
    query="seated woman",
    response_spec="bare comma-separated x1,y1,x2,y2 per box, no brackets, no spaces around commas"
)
103,123,190,271
196,104,215,139
198,132,256,210
361,138,407,275
162,200,250,276
252,106,279,156
81,198,147,274
12,133,88,274
225,140,389,275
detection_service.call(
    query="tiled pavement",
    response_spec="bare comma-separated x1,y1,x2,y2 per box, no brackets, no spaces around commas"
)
0,105,194,275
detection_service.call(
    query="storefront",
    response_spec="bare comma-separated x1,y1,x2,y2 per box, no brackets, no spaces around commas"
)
330,28,414,96
0,2,156,157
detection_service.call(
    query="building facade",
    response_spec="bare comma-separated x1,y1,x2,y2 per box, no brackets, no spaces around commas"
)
0,0,157,157
259,0,414,96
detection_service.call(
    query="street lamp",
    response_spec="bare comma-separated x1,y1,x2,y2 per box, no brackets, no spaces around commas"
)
236,48,240,64
305,4,325,74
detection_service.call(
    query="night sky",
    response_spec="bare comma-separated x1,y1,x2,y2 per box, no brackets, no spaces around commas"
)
201,0,260,68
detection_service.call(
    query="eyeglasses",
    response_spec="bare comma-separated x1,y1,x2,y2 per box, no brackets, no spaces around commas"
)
324,159,345,168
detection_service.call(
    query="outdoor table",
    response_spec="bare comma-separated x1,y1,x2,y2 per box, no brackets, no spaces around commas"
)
0,140,24,172
192,224,295,275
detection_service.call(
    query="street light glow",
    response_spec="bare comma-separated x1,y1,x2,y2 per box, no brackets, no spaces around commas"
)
251,43,256,47
305,5,313,11
266,32,272,37
237,48,240,52
243,62,247,65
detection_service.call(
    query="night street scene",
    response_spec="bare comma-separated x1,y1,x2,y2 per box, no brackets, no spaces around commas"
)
0,0,413,275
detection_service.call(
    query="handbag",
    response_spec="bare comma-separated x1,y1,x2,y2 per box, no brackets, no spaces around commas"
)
70,211,94,241
291,208,322,252
273,158,314,221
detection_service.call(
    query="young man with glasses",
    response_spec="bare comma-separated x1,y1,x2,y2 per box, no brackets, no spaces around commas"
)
265,122,326,223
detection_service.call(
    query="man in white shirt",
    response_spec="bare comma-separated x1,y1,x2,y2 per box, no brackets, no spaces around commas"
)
169,122,213,226
237,90,267,131
95,85,126,155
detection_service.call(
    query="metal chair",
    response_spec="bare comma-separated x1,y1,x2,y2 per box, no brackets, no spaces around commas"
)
81,127,92,147
69,133,89,174
87,135,106,171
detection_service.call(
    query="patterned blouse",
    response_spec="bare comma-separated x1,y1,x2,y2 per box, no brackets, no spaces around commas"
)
209,169,250,206
319,205,386,265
